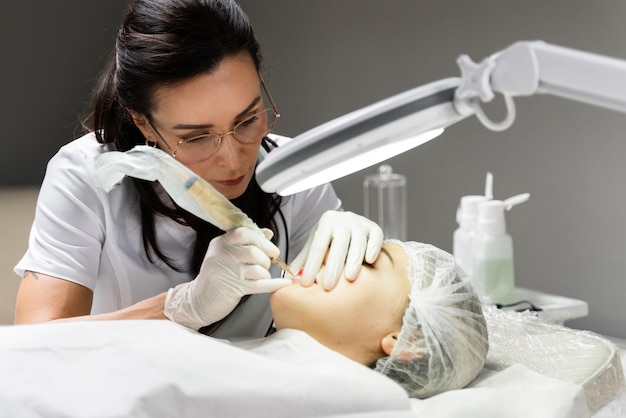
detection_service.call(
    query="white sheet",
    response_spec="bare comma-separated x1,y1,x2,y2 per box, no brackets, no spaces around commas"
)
0,320,620,418
410,365,589,418
0,321,411,418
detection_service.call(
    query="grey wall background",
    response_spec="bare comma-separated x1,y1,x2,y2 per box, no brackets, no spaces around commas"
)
237,0,626,339
0,1,130,186
2,1,625,339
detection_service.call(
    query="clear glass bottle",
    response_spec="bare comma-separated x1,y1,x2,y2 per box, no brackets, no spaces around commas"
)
363,165,407,240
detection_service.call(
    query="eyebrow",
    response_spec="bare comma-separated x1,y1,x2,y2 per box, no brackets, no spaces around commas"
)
171,96,262,130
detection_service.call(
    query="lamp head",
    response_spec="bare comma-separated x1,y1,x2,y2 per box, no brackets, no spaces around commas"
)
256,78,465,196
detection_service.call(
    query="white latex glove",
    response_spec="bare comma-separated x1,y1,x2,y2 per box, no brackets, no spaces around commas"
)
290,211,384,290
164,227,291,330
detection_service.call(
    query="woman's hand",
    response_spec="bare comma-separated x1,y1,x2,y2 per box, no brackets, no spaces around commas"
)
290,211,383,291
164,227,290,330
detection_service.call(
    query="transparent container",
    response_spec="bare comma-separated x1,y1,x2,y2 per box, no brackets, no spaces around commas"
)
363,165,407,240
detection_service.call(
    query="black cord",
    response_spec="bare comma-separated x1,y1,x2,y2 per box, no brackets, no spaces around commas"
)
495,300,543,313
277,206,289,265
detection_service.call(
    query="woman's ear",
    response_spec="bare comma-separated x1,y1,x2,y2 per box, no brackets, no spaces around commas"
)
127,110,153,143
128,110,148,130
381,332,399,356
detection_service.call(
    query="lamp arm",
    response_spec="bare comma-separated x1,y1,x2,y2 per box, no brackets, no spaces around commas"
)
456,40,626,114
256,40,626,195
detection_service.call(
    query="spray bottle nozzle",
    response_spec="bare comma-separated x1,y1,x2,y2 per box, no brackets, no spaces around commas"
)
503,192,530,211
477,192,530,235
484,171,493,200
456,172,494,226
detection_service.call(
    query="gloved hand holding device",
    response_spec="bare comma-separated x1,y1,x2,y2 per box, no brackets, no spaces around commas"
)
290,211,384,291
164,227,291,330
93,146,292,330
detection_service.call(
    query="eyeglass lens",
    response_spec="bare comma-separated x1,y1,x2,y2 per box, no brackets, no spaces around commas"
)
175,108,277,164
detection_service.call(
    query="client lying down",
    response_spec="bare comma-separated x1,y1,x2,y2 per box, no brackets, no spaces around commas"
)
0,240,490,417
257,240,489,398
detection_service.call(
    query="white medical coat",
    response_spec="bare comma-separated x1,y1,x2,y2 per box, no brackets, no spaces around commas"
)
14,133,341,337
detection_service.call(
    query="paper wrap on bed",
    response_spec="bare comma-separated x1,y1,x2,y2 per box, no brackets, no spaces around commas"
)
0,321,411,418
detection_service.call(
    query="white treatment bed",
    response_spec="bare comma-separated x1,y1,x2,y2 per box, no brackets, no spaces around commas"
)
0,314,623,418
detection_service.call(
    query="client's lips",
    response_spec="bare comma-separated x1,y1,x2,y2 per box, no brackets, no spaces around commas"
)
216,175,245,187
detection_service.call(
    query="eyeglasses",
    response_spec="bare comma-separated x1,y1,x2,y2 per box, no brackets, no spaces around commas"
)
144,79,280,165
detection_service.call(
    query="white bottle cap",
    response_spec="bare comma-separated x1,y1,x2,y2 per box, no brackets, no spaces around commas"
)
456,195,488,229
455,172,494,229
476,200,507,235
476,193,530,235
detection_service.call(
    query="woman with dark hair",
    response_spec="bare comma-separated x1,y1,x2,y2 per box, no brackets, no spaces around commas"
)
13,0,383,337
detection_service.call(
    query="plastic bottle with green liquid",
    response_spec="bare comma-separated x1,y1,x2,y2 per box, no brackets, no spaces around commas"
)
471,193,529,305
453,172,493,277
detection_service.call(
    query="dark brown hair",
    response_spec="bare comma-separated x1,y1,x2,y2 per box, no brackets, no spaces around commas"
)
83,0,282,331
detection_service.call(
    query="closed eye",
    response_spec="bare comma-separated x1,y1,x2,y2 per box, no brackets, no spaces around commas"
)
183,134,214,146
362,247,393,270
239,114,260,128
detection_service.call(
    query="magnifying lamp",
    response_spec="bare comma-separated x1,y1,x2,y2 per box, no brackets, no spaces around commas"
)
256,41,626,196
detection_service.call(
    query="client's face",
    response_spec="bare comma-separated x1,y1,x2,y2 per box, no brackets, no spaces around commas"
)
270,242,410,365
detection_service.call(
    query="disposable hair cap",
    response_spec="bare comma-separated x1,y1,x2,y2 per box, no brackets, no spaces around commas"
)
375,240,489,398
